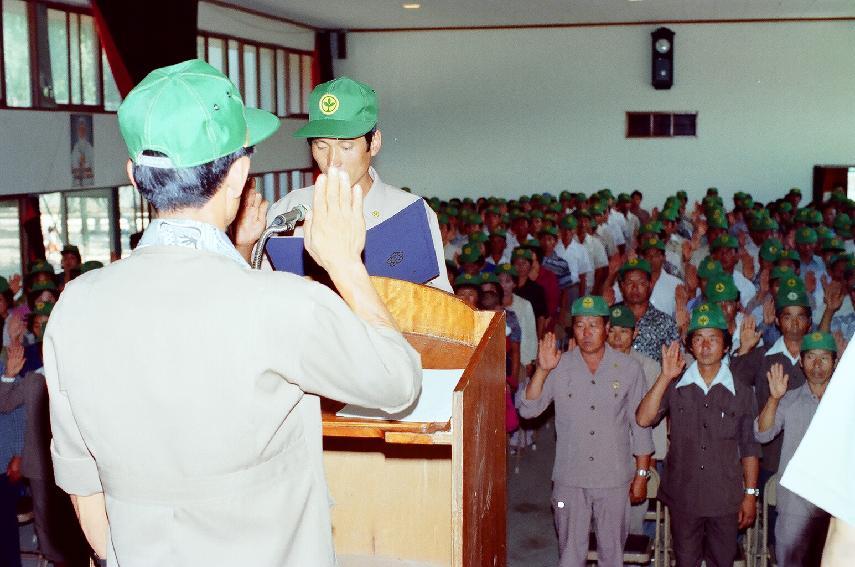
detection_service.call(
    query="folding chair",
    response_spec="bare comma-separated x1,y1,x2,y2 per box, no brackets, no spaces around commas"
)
758,474,778,567
17,494,49,567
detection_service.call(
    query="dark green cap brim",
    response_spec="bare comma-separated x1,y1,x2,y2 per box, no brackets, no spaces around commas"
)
293,118,376,139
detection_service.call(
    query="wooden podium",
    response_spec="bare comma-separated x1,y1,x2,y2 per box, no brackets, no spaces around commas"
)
322,277,507,567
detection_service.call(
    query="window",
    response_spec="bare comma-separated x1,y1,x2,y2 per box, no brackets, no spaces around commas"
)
1,1,122,111
626,112,698,138
198,32,313,118
0,199,21,277
251,168,313,203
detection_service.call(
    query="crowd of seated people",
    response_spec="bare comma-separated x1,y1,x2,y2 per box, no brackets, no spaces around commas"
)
437,185,852,566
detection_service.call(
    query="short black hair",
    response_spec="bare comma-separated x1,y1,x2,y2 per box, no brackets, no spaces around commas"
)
631,190,642,199
684,328,733,354
132,146,254,212
775,305,812,321
307,127,377,151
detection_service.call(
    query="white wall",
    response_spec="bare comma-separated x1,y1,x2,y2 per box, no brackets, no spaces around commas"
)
335,21,855,207
0,0,313,196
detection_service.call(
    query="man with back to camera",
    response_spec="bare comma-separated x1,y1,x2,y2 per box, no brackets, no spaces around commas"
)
259,76,451,292
43,59,422,567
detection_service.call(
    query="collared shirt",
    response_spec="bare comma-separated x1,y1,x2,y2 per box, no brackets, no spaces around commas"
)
732,269,757,309
583,234,609,269
138,219,248,268
611,270,684,318
267,167,451,292
655,361,760,516
519,345,654,489
541,252,574,289
765,336,801,366
754,383,825,518
596,224,617,257
607,210,627,246
508,294,537,365
676,360,736,396
556,237,594,284
627,304,680,363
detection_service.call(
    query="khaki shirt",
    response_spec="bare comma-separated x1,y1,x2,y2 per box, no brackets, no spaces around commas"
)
519,345,654,489
44,245,422,567
267,167,451,292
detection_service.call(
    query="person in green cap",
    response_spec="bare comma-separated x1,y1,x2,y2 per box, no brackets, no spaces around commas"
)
261,76,450,292
555,214,593,300
577,211,610,294
522,296,653,567
754,330,837,567
43,59,422,566
637,303,760,567
710,233,757,307
452,272,481,309
483,229,511,269
59,244,82,289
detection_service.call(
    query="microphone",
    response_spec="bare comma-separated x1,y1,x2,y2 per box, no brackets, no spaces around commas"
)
270,204,309,228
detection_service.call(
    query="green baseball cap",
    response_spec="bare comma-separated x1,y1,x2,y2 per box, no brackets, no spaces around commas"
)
294,76,377,139
821,237,846,252
30,280,57,293
437,213,450,225
453,272,482,288
524,238,541,249
512,247,533,261
829,253,852,267
480,272,500,285
80,260,104,273
711,234,739,250
609,304,636,329
28,260,55,275
559,215,578,230
61,244,80,256
119,59,279,168
495,263,518,277
698,258,724,279
789,187,802,195
834,213,852,237
32,300,54,317
707,208,728,229
801,331,837,353
467,232,488,244
538,226,559,238
618,193,632,203
770,266,797,282
571,295,610,317
816,226,833,240
640,235,666,251
660,208,679,222
688,302,728,333
529,210,544,220
775,249,801,265
458,245,482,264
489,229,507,240
0,276,8,294
759,238,784,262
704,274,739,303
776,282,810,309
640,221,664,235
778,202,793,213
795,227,818,245
619,257,651,275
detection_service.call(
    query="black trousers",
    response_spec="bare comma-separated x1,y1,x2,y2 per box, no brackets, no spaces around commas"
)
670,508,739,567
0,474,21,567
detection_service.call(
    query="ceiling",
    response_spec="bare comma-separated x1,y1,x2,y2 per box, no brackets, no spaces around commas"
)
225,0,855,30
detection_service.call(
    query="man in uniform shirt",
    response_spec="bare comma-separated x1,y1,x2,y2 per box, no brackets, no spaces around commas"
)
637,303,760,567
264,77,450,292
521,296,653,567
556,215,592,299
44,60,422,567
754,332,836,567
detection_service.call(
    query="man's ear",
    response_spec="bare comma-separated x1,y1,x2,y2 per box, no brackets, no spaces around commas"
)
125,160,137,189
633,328,640,341
369,129,382,158
224,155,251,201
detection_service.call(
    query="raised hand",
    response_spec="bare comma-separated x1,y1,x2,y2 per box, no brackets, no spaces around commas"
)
6,313,25,345
682,241,693,263
232,178,269,254
805,271,817,294
8,274,21,296
660,341,686,381
822,277,845,313
766,363,789,400
675,284,689,309
304,167,366,273
737,231,747,248
763,296,776,326
740,314,763,354
602,285,616,306
784,230,796,249
536,332,561,372
4,342,25,378
675,304,690,337
684,263,699,295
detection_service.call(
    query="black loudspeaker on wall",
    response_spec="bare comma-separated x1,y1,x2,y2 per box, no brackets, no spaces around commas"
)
651,27,675,90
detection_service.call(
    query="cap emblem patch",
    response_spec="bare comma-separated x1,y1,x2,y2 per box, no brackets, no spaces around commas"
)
319,94,339,115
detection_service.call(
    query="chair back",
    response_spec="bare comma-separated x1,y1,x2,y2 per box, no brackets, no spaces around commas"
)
764,474,778,508
647,467,660,499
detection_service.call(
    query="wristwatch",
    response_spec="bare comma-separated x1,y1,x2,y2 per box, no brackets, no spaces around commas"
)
744,488,760,496
636,469,651,479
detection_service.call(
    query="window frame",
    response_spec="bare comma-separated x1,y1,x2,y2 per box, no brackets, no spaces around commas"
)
197,30,313,119
251,167,314,202
626,111,698,138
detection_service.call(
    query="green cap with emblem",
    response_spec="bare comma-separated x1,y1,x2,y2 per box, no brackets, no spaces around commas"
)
821,237,846,252
480,272,500,285
795,227,818,245
688,302,728,333
437,213,450,225
775,249,801,265
458,245,482,264
559,215,577,230
30,280,57,292
759,238,784,262
571,295,610,317
619,257,651,275
609,304,636,329
711,234,739,250
704,274,739,302
529,210,544,220
453,272,482,288
28,260,55,275
467,231,488,244
816,226,833,240
119,59,279,168
32,300,54,317
789,187,802,195
80,260,104,273
659,207,679,222
640,235,666,251
538,226,559,238
775,281,810,309
61,244,80,256
618,192,632,203
778,202,793,213
495,263,518,277
770,265,797,282
294,76,377,139
640,220,664,235
801,331,836,353
698,258,724,279
707,208,728,229
512,247,533,261
834,213,852,237
524,238,541,248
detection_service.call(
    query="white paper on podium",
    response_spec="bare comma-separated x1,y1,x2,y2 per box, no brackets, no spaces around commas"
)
336,369,464,423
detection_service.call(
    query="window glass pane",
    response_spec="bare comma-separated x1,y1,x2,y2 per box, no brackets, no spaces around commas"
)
102,51,121,111
278,172,288,199
301,55,312,114
0,200,21,278
287,53,300,115
118,185,148,258
69,13,80,104
227,39,239,88
207,37,224,73
275,49,286,116
47,9,69,104
196,35,205,60
259,47,274,113
2,0,32,107
242,44,257,108
39,192,64,268
262,173,275,203
291,170,302,190
79,14,100,105
65,191,112,264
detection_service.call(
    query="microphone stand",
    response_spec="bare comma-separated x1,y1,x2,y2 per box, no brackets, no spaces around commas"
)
250,209,305,270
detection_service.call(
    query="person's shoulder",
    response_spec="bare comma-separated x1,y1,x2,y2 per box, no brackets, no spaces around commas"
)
611,347,643,373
